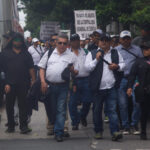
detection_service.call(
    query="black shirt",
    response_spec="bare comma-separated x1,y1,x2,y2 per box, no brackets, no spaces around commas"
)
0,49,34,85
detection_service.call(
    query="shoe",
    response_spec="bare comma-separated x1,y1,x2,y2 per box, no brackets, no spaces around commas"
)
94,132,103,139
5,122,18,127
55,135,63,142
20,127,32,134
140,132,147,140
47,129,54,136
63,131,70,137
104,116,109,123
122,128,130,135
72,125,79,130
81,118,87,127
5,127,15,133
112,132,123,141
130,125,140,135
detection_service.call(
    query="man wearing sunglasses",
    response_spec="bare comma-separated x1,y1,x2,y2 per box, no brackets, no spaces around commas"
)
116,30,143,135
38,34,78,142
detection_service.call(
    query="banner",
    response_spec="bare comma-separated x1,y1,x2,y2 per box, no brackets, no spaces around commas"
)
74,10,97,39
40,21,60,40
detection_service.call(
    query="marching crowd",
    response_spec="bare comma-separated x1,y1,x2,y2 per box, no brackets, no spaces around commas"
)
0,23,150,142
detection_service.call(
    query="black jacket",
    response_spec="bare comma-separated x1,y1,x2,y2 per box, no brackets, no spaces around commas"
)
128,57,150,102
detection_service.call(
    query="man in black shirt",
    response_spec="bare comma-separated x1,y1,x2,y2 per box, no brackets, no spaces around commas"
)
0,33,36,134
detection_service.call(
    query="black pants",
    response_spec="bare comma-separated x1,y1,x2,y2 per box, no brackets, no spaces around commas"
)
140,95,150,133
6,84,29,129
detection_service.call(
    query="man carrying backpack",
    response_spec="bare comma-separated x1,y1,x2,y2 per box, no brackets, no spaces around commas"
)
85,34,125,141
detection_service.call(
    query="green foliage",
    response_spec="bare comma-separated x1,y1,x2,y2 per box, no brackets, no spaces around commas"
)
20,0,150,37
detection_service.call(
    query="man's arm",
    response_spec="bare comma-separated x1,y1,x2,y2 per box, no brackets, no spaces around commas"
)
29,68,36,86
39,68,48,94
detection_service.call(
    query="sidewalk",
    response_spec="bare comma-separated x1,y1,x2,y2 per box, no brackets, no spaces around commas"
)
0,102,94,140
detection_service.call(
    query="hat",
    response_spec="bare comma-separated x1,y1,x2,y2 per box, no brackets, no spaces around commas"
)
140,41,150,49
93,29,103,35
32,38,39,43
3,30,15,39
70,34,80,41
120,30,131,38
100,33,111,41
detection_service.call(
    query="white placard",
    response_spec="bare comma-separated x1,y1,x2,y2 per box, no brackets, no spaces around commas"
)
74,10,97,39
40,21,60,40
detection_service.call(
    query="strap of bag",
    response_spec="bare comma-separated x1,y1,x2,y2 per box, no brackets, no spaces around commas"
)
34,47,43,57
122,48,139,58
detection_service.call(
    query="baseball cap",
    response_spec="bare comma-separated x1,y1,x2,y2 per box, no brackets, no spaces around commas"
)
93,29,103,35
140,41,150,50
32,38,39,43
70,34,80,41
100,33,111,41
120,30,131,38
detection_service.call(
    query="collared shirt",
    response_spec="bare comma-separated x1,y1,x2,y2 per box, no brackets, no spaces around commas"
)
38,48,78,83
72,48,90,78
28,45,44,66
85,48,125,90
116,44,143,76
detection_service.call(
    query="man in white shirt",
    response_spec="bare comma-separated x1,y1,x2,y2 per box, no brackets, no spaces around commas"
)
85,34,125,141
28,38,44,77
38,34,78,142
68,34,92,130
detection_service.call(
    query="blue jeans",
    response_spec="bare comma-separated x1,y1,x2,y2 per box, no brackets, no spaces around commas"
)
93,87,119,135
117,78,140,128
45,83,69,136
131,86,141,126
117,78,129,129
69,77,92,126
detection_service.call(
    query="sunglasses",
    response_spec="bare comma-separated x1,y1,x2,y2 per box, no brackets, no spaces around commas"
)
51,39,57,42
58,42,67,46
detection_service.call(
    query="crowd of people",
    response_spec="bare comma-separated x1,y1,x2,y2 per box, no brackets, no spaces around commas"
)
0,23,150,142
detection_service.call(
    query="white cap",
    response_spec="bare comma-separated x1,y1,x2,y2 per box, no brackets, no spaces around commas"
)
80,37,85,41
32,38,39,43
120,30,131,38
95,29,103,35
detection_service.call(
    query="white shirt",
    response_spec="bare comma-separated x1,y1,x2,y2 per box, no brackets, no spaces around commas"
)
72,48,90,78
85,48,125,90
38,48,78,83
28,45,44,65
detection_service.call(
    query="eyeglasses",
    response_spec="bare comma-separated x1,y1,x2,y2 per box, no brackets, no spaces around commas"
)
58,42,67,46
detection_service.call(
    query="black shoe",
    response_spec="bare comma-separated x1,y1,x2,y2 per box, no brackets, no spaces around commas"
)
81,118,87,127
140,133,147,140
47,129,54,136
63,131,70,137
72,125,79,130
20,127,32,134
5,127,15,133
55,135,63,142
112,132,123,141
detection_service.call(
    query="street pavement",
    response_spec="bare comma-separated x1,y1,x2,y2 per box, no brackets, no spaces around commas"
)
0,102,150,150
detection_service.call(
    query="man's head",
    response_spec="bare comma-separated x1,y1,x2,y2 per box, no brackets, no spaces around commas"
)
98,33,111,51
93,29,103,45
11,33,25,50
120,30,132,48
50,33,58,48
140,41,150,57
32,38,39,47
111,35,120,48
70,34,80,50
140,23,150,37
56,34,68,54
80,37,86,48
27,37,32,43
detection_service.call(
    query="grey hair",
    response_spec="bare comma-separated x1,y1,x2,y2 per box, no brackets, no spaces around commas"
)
57,33,68,41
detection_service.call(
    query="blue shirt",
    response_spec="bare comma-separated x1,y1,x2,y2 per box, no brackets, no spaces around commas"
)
116,44,143,76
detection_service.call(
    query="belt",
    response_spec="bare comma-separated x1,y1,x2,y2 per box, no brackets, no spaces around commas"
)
76,76,89,80
48,82,67,86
